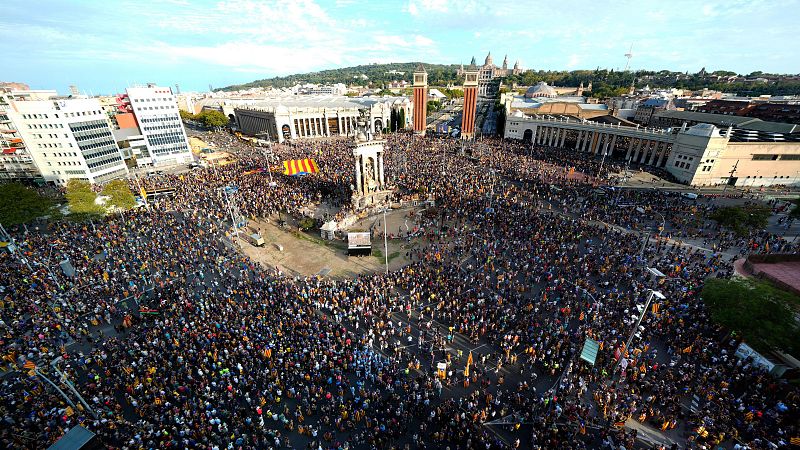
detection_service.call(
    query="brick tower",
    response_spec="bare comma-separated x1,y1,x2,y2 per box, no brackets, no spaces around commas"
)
412,64,428,135
461,63,479,140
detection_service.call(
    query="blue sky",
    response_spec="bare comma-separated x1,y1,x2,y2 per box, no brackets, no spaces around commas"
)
2,0,798,95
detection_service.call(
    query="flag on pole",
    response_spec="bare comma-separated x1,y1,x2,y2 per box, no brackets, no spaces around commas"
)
465,351,473,377
283,158,319,176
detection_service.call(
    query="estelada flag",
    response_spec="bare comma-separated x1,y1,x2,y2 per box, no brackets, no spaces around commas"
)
283,159,319,176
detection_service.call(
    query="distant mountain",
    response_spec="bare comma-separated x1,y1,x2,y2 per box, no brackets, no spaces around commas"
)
220,62,461,91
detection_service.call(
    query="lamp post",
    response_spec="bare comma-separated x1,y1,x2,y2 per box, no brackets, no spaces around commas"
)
383,207,389,275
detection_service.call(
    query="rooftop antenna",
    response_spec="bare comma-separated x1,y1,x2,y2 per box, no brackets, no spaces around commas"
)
624,43,634,72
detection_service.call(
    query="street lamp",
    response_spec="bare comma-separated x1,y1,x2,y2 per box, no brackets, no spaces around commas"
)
611,267,665,378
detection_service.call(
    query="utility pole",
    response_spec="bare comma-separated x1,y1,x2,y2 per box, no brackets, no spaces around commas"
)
722,159,739,193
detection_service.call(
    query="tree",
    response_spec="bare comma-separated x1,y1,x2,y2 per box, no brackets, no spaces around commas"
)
298,217,316,231
101,179,136,211
65,179,104,217
179,110,196,121
0,183,53,226
709,205,771,236
702,278,800,354
196,110,229,129
398,109,406,129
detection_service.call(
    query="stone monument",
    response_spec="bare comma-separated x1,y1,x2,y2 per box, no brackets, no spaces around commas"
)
351,109,392,210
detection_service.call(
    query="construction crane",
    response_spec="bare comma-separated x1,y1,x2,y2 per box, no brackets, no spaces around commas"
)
624,44,634,71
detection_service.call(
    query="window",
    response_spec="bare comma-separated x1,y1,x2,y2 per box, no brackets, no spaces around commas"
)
752,154,778,160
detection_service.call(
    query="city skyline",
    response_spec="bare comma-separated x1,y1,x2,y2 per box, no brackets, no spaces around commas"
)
2,0,799,95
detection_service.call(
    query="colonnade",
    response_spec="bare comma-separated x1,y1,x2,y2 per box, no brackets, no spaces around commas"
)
529,125,673,168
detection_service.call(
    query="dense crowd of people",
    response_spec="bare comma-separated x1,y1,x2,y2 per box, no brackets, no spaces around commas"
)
1,129,798,449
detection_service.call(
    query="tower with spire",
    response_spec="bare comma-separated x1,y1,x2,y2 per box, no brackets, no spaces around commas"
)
502,54,508,70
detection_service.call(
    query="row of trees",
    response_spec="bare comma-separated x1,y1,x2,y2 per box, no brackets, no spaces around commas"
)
179,109,229,129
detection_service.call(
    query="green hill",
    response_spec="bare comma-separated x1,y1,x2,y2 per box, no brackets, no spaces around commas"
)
220,62,461,91
221,63,800,97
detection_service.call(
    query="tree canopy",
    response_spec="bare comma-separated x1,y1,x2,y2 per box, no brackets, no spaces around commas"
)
65,179,104,217
709,205,771,236
101,179,136,211
0,183,53,226
701,277,800,354
181,110,229,129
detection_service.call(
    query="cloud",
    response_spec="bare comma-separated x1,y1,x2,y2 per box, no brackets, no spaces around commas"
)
566,54,581,69
414,35,435,46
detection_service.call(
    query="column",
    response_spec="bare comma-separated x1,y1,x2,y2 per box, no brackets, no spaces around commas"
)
574,131,583,150
592,133,603,155
656,142,669,167
549,127,556,147
632,139,644,162
639,140,652,164
531,126,539,144
648,141,660,166
323,114,330,137
355,155,362,194
607,135,618,156
559,129,567,147
378,152,385,187
625,137,636,161
582,131,592,152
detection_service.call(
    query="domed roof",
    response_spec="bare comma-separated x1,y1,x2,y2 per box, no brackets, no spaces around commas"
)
524,81,557,98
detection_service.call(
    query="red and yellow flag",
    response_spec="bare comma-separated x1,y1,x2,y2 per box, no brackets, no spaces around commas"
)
283,159,319,176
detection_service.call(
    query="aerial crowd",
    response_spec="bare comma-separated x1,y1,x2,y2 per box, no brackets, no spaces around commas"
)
0,129,798,450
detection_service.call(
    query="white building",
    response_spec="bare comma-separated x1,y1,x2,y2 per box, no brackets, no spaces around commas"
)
0,91,41,181
295,83,348,96
233,96,412,143
126,84,193,166
503,113,800,187
10,98,129,185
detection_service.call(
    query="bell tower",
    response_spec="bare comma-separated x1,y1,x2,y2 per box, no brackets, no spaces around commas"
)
412,64,428,135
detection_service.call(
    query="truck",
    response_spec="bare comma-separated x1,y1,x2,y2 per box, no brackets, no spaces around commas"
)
244,233,265,247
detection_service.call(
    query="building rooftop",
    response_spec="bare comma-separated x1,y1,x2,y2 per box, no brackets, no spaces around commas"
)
654,109,799,134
